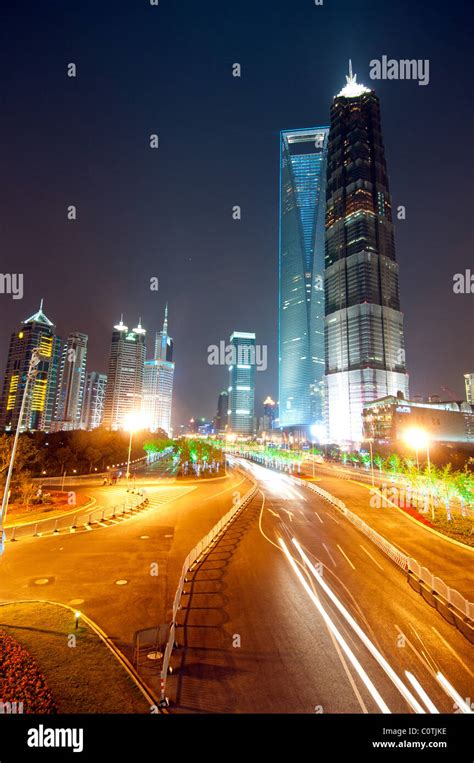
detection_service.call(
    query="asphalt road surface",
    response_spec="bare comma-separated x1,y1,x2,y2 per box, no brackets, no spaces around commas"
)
167,458,473,714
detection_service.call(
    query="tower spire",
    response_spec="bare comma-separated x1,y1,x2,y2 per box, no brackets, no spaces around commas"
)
39,298,44,311
163,303,168,334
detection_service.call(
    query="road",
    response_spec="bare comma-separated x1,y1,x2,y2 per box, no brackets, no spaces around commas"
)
299,461,473,599
167,458,473,714
0,466,253,673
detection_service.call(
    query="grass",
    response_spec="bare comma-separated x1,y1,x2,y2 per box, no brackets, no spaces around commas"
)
6,491,90,526
0,602,152,713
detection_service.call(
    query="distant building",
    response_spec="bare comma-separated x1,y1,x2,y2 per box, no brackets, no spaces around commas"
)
81,372,107,430
0,300,62,432
325,64,409,443
258,396,277,432
213,390,229,433
363,396,474,445
52,332,88,431
102,317,146,430
465,373,474,405
142,306,175,435
228,332,256,435
279,126,329,430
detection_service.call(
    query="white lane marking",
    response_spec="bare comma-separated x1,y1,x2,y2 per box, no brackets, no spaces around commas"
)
314,511,324,524
267,508,280,518
322,542,337,567
83,524,92,531
359,544,384,571
337,544,356,570
279,538,391,714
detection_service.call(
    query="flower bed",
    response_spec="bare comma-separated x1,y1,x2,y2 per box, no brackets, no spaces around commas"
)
0,629,57,713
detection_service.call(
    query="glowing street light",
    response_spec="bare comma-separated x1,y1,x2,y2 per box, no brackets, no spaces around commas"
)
124,412,148,479
403,427,430,472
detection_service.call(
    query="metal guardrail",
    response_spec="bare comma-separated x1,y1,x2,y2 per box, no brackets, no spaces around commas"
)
302,478,473,623
5,491,149,542
158,478,258,706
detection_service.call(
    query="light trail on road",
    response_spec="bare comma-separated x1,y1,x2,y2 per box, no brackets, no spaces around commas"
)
279,537,392,714
291,537,427,714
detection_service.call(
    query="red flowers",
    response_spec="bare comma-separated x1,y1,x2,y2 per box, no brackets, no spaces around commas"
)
0,630,57,713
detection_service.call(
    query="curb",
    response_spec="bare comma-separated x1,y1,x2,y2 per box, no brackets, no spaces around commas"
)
0,598,161,712
5,497,97,530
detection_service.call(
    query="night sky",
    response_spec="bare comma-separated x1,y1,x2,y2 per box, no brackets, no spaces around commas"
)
1,0,473,427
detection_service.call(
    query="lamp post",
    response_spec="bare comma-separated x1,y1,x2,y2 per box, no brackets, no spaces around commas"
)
0,348,43,540
403,427,432,517
124,412,146,480
367,438,375,487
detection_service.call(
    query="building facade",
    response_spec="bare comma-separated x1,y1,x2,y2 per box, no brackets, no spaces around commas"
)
0,301,62,432
142,306,175,435
464,373,474,405
53,332,88,431
81,371,107,430
102,318,146,430
325,64,409,444
279,126,329,430
228,331,256,435
213,390,229,433
363,396,474,445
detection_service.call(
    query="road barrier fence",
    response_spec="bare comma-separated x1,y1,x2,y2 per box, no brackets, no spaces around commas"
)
158,476,258,706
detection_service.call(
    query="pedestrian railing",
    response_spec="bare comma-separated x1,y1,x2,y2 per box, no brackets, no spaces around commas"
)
158,477,258,706
5,490,149,542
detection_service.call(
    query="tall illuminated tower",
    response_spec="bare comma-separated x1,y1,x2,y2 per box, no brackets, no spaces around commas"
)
102,317,146,430
279,126,329,430
0,301,62,432
53,332,88,430
228,331,256,435
143,305,175,435
325,63,409,443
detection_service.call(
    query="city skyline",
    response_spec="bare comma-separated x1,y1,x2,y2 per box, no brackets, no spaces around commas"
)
0,1,472,427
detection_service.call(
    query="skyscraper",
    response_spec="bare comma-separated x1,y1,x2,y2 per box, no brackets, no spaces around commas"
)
142,306,175,435
102,317,146,430
279,126,329,430
81,371,107,430
213,390,229,433
0,301,62,432
228,332,256,435
464,373,474,405
324,63,409,443
53,332,88,431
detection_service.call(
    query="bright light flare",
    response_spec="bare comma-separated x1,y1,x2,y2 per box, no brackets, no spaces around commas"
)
402,427,430,450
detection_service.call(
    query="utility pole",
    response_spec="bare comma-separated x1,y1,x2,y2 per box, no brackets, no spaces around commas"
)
0,348,43,550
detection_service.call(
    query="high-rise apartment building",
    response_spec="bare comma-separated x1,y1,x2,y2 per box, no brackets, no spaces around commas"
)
324,63,409,443
228,332,256,435
81,372,107,430
0,301,62,432
102,317,146,430
53,332,88,431
142,306,175,435
279,126,329,430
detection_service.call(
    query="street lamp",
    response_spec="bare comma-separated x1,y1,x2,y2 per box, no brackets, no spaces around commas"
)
0,348,43,541
124,412,147,480
403,427,430,474
403,427,433,517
